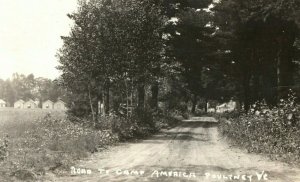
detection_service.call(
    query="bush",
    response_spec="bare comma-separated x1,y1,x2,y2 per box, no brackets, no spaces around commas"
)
92,109,181,140
0,109,180,181
98,115,140,140
1,114,118,181
0,135,8,161
94,109,176,140
219,90,300,164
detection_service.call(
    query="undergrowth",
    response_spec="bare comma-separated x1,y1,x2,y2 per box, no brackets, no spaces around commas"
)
219,90,300,165
0,109,178,181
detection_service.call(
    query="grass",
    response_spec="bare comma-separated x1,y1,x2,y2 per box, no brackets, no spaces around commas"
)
218,107,300,166
0,108,179,181
0,108,119,181
0,108,66,138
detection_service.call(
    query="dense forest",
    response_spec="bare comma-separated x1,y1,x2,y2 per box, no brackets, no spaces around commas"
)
0,73,66,107
58,0,299,118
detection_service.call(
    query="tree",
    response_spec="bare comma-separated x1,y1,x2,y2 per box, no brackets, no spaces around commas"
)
0,73,66,107
57,0,166,119
163,0,219,113
213,0,300,111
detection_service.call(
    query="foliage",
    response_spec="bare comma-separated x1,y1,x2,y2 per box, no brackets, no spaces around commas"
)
164,2,221,113
0,107,179,180
213,0,300,110
219,90,300,164
0,135,8,161
94,110,178,140
0,108,66,139
0,113,118,181
57,0,166,118
0,73,67,107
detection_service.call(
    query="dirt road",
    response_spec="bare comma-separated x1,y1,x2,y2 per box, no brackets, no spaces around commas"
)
47,117,300,182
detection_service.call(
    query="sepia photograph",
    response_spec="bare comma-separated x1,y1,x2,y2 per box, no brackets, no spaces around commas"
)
0,0,300,181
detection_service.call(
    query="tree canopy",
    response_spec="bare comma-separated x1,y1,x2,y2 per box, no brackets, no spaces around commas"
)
57,0,300,117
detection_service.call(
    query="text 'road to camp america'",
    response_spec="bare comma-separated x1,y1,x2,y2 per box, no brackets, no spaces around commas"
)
71,167,196,179
71,167,269,181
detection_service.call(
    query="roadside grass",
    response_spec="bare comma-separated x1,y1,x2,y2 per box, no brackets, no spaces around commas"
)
0,108,66,138
0,108,179,181
0,109,118,181
217,93,300,166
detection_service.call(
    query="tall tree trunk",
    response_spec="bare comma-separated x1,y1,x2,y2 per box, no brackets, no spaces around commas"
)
243,74,251,113
252,49,261,102
125,80,129,117
130,80,133,116
277,46,294,100
102,92,105,116
253,74,260,102
96,100,99,118
104,86,110,115
191,94,197,114
277,49,283,101
151,81,159,110
137,83,145,111
99,89,104,116
262,72,277,106
88,85,95,122
204,98,208,113
97,100,101,116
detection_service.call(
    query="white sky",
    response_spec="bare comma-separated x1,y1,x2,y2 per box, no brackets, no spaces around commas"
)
0,0,78,80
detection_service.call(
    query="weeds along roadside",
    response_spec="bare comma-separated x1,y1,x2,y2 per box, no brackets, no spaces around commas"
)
0,109,179,181
217,91,300,166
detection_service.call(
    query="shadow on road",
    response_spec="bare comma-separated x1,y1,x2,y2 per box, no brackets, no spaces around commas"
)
147,133,209,142
180,121,219,128
143,120,218,143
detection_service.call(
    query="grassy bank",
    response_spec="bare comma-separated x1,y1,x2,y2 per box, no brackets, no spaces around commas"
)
0,108,66,138
0,109,179,181
218,96,300,166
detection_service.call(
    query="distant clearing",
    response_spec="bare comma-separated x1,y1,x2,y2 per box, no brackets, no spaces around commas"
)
0,108,66,138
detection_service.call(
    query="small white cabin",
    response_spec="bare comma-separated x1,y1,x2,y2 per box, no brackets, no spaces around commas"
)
14,99,25,109
54,100,67,110
24,99,38,109
42,100,54,109
0,99,6,108
216,100,237,113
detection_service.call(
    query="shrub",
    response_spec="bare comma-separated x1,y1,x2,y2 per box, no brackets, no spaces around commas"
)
219,90,300,164
95,109,165,140
98,115,139,140
93,109,180,140
0,108,179,180
1,114,118,180
0,135,8,161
